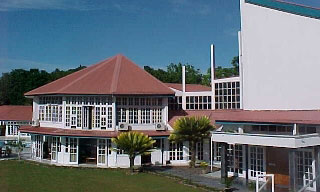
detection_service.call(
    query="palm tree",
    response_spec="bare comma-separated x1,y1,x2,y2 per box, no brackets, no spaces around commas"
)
169,116,215,168
8,140,25,160
112,132,155,171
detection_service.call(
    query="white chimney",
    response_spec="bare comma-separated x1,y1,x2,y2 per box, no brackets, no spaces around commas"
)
210,44,215,93
182,65,186,92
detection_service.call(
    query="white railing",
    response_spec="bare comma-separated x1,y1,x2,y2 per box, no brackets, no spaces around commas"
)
297,174,319,192
256,174,274,192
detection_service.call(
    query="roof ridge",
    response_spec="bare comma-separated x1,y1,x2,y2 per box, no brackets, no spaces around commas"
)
122,56,174,92
110,54,123,94
57,56,117,93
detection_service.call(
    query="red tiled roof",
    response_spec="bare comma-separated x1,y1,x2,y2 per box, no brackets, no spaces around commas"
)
20,126,171,137
25,54,175,96
169,110,320,127
0,105,32,121
165,83,212,92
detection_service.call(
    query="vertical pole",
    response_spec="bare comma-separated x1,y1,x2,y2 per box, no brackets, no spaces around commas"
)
315,146,320,192
182,66,186,93
221,142,228,182
289,149,297,191
210,44,215,110
245,145,249,183
210,137,213,172
271,174,275,192
293,124,297,135
256,176,259,192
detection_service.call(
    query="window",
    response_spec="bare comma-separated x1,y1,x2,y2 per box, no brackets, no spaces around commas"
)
117,108,127,123
70,138,77,162
213,142,222,162
297,150,315,189
186,96,212,110
168,96,182,110
107,107,112,128
152,108,162,123
196,142,203,161
141,108,151,124
95,107,100,128
227,144,243,175
299,125,317,135
39,106,45,121
116,97,163,125
66,107,70,127
65,137,69,153
101,117,106,128
77,107,82,127
215,81,240,109
169,142,183,161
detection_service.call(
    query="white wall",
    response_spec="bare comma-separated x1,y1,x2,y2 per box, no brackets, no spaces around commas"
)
240,0,320,110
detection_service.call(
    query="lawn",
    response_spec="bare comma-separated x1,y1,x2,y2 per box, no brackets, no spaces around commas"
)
0,161,202,192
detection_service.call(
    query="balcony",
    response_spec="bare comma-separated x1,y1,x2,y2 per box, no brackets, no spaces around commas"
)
211,131,320,148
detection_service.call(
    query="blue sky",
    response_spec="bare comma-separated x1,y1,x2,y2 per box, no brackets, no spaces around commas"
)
0,0,319,74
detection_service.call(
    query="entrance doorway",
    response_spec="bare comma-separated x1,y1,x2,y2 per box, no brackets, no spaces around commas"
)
266,147,289,185
79,138,97,164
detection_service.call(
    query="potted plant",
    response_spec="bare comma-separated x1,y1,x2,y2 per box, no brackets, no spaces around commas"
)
223,176,234,192
5,146,12,157
199,161,208,174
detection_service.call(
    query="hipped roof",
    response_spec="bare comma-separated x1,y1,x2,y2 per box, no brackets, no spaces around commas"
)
25,54,174,96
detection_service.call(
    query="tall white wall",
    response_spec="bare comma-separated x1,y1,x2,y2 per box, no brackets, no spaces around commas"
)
240,0,320,110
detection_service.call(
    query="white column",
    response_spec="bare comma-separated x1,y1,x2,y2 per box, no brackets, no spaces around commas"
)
293,123,297,135
112,96,117,130
163,98,168,124
33,96,40,123
182,66,186,92
238,31,244,109
210,44,216,110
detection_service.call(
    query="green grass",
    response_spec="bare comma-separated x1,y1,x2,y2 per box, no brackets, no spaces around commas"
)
0,161,203,192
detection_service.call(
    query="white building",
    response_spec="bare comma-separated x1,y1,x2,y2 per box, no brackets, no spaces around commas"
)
0,105,32,139
21,54,212,168
19,0,320,191
210,0,320,191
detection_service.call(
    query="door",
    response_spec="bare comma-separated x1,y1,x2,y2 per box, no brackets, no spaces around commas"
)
249,146,266,180
51,137,58,162
297,150,316,191
266,147,289,185
69,138,78,164
227,144,245,177
97,139,107,166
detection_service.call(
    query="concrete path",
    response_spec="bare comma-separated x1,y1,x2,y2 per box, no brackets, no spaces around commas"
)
145,166,252,192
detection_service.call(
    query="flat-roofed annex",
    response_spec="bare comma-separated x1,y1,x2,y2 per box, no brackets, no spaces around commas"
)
25,54,175,96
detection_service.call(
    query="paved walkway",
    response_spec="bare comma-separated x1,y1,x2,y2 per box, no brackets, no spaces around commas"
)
145,166,251,192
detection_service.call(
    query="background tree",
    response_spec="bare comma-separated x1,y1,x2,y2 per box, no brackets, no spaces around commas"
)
112,132,155,171
0,65,85,105
169,116,215,168
144,56,239,86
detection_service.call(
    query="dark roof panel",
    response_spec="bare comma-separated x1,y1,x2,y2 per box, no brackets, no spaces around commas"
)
246,0,320,19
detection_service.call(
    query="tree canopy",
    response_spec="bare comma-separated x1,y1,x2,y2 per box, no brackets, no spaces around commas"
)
112,131,155,170
144,56,239,86
0,66,85,105
169,116,215,167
